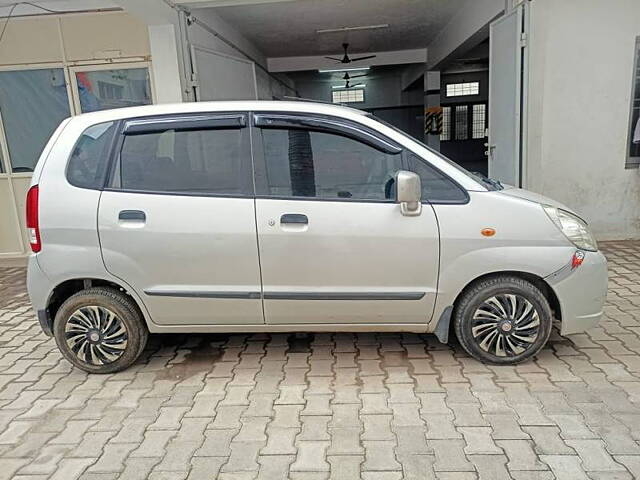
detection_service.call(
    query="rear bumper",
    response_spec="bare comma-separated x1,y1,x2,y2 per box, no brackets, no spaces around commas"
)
27,256,53,337
545,250,608,335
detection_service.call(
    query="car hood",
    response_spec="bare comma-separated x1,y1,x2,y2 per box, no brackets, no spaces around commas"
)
499,186,575,213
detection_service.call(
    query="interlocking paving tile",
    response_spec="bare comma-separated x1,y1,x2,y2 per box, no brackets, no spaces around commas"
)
2,241,640,478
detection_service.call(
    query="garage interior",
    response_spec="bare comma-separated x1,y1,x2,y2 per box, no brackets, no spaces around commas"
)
182,0,493,175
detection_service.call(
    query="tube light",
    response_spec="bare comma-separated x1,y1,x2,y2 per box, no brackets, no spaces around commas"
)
332,84,366,89
319,67,370,73
317,24,389,34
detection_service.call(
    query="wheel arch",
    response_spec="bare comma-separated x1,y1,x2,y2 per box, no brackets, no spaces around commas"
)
434,270,562,344
452,270,562,320
44,277,149,332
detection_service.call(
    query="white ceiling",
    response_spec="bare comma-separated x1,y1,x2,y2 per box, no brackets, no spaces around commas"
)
207,0,466,58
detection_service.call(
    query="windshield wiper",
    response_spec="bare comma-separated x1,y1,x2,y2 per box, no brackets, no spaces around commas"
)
471,171,503,190
484,177,503,190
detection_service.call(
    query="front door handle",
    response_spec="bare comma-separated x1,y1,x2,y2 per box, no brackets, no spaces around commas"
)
280,213,308,225
119,210,146,221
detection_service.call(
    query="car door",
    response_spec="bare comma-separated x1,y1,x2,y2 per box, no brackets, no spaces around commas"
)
98,113,264,326
252,112,440,325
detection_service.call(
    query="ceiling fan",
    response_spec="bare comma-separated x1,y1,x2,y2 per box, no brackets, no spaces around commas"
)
341,71,367,89
325,43,376,64
342,72,367,80
340,79,365,89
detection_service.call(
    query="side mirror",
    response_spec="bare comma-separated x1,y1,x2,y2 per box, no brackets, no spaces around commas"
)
395,170,422,216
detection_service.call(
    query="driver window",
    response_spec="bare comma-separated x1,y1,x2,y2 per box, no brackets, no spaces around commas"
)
259,128,402,201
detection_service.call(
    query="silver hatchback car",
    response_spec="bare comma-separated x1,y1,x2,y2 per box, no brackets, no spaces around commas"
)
27,101,607,373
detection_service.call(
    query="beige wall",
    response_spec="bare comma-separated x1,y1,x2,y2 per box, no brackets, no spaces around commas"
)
0,177,24,255
526,0,640,240
0,11,151,257
0,11,149,65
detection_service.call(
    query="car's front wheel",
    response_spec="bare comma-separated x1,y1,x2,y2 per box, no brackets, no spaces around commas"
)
53,287,148,373
453,275,553,365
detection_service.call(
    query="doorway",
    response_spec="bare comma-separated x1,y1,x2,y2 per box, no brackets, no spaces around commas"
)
433,2,528,186
439,65,489,176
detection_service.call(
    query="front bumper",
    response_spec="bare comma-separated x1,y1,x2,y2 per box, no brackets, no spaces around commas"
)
545,250,608,335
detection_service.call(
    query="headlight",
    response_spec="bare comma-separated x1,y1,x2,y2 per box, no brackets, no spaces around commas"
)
543,206,598,251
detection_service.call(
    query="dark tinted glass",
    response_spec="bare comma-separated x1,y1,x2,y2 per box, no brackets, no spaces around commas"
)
67,121,116,189
117,127,251,195
408,153,468,203
259,128,402,201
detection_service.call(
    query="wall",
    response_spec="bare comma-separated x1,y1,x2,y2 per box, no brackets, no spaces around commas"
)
188,7,295,100
117,1,295,102
0,11,149,66
527,0,640,239
188,8,265,67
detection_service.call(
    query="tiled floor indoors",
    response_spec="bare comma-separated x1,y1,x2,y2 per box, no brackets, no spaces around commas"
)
1,241,640,479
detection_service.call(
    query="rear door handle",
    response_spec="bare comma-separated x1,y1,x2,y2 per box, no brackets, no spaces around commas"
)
280,213,308,225
119,210,146,221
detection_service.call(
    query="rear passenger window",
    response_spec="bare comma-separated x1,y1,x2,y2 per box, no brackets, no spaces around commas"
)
408,153,468,204
67,121,116,189
115,123,252,195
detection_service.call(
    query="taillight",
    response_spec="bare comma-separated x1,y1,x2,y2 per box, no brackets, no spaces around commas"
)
26,185,41,253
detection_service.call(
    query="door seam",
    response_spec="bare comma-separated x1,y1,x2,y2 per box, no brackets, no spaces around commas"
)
248,115,267,324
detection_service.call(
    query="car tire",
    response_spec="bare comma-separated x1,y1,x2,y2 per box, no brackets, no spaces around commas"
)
453,275,552,365
53,287,148,374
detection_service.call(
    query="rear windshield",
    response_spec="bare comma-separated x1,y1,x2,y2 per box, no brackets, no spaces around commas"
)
66,121,116,189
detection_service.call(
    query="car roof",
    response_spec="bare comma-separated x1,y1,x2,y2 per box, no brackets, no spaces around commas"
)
71,100,368,125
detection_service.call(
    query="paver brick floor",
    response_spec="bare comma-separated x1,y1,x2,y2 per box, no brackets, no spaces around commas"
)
1,241,640,479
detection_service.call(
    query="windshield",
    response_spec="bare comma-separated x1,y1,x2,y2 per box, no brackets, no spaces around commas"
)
365,113,503,191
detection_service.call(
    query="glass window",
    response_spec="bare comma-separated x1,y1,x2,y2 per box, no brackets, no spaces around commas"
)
440,106,451,141
332,89,364,103
472,104,487,139
628,37,640,167
117,127,252,195
0,68,71,172
259,128,402,201
455,105,469,140
67,122,116,189
408,153,468,203
446,82,480,97
76,68,152,113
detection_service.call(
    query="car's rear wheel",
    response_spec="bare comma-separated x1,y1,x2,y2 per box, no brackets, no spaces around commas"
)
53,287,148,373
453,275,552,365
